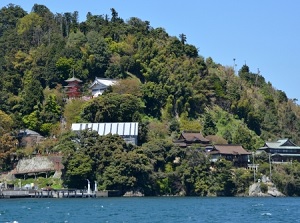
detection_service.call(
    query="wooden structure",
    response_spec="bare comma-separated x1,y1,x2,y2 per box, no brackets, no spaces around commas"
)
12,156,64,179
64,77,82,98
173,131,210,148
209,144,251,167
257,138,300,162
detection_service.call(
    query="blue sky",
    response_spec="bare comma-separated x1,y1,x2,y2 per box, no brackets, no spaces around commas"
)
1,0,300,101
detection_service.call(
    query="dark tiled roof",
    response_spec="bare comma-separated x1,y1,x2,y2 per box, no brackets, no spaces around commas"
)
210,144,251,155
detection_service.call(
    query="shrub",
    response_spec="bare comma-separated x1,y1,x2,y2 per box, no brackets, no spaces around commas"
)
260,182,268,193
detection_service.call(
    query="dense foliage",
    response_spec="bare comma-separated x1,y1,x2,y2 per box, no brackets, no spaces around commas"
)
1,3,300,195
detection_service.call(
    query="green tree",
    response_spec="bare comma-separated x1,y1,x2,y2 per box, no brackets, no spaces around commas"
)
179,33,186,44
55,57,74,80
203,113,217,136
142,82,168,118
20,71,44,116
81,93,144,123
100,150,152,194
60,130,100,188
167,38,184,57
233,168,252,194
0,133,17,171
0,110,13,135
210,159,235,196
31,4,51,16
22,110,41,131
110,8,119,23
184,44,198,58
176,148,210,196
232,124,253,151
247,112,261,135
127,17,150,35
66,31,87,48
64,151,94,188
0,111,16,171
112,79,142,96
86,31,110,78
0,4,27,36
41,94,61,123
17,12,43,46
141,139,185,195
104,63,127,79
63,99,87,127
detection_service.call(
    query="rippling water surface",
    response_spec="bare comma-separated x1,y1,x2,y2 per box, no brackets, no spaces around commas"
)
0,197,300,223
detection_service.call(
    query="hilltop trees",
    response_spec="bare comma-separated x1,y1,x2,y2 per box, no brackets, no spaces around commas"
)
1,3,298,145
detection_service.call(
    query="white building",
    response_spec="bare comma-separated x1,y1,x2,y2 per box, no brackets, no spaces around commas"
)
90,77,117,97
71,122,139,145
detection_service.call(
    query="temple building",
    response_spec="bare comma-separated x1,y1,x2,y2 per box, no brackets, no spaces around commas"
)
89,77,117,97
257,138,300,163
209,144,251,167
173,131,211,149
64,77,82,98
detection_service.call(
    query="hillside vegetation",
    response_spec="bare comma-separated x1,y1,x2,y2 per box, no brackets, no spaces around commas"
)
1,4,300,196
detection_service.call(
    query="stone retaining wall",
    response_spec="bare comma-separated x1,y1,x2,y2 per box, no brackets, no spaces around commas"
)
15,156,62,174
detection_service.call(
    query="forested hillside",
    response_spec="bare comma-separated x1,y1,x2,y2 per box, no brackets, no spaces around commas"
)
1,4,300,196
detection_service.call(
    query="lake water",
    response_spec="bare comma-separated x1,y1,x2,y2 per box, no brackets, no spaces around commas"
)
0,197,299,223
